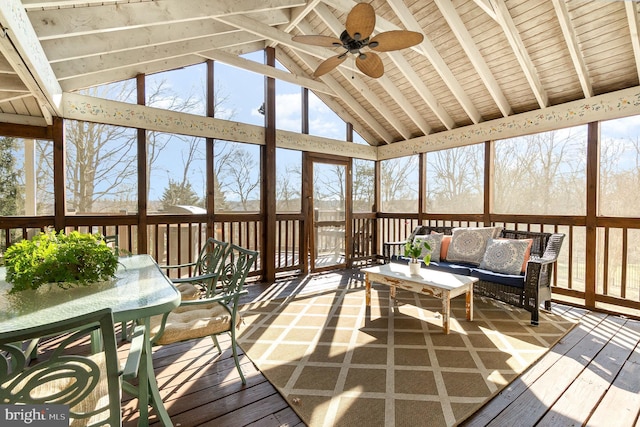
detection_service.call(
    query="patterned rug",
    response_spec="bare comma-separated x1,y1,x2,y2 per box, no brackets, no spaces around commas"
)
238,283,576,427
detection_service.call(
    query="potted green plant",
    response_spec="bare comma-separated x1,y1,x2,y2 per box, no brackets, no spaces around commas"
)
3,229,119,293
404,238,431,275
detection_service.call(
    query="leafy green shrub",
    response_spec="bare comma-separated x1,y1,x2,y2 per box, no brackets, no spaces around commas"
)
4,230,119,293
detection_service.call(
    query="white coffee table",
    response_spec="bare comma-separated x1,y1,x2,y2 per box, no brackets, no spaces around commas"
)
362,263,479,334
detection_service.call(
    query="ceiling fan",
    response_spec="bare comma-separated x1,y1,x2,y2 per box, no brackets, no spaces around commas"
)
292,2,424,79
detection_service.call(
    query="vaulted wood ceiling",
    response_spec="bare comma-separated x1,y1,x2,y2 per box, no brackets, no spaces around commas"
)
1,0,639,146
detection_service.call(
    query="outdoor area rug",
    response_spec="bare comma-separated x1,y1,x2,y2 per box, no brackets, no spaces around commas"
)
238,283,577,427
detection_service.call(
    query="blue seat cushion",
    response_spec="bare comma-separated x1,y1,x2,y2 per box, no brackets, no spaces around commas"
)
390,257,524,289
470,267,525,289
425,261,474,276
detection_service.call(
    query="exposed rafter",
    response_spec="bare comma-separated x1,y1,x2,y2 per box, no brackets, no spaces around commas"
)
268,0,323,48
471,0,497,21
198,49,334,96
381,0,482,125
435,0,513,117
490,0,548,108
43,20,238,63
27,0,304,40
0,0,62,123
552,0,592,98
53,32,263,81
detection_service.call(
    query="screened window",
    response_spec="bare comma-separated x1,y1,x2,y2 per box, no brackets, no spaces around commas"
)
148,132,206,213
380,155,419,212
600,115,640,217
353,158,374,212
309,91,345,140
493,126,586,215
214,140,261,212
65,120,138,214
276,148,301,212
426,145,483,214
214,52,264,125
146,64,206,116
0,137,53,216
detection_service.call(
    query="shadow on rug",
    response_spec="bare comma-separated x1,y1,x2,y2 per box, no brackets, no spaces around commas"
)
238,283,576,427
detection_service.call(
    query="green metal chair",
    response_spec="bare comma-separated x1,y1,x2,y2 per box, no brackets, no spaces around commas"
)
161,237,230,300
149,244,258,384
0,308,139,427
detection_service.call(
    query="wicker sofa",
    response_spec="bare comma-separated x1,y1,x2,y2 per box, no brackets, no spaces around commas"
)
383,225,565,325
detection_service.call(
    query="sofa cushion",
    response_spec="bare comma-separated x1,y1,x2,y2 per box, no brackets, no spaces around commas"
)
440,235,451,260
480,238,530,275
413,233,443,262
470,267,525,289
423,261,474,276
446,227,495,266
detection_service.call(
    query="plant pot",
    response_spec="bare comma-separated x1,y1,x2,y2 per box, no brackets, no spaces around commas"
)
409,261,421,275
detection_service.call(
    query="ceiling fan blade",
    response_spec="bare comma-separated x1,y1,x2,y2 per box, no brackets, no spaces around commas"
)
314,55,347,77
369,31,424,52
292,35,342,47
346,3,375,41
356,52,384,78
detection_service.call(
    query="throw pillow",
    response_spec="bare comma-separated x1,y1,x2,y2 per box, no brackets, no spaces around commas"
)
492,226,503,238
480,238,530,275
517,238,533,272
440,235,451,261
414,233,443,262
446,227,495,266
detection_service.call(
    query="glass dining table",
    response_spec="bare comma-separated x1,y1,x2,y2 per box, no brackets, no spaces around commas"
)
0,254,180,426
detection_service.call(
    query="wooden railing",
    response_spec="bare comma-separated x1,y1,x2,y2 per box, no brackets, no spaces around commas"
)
1,213,639,317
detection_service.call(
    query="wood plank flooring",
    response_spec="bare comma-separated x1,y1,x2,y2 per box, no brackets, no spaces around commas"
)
115,269,640,426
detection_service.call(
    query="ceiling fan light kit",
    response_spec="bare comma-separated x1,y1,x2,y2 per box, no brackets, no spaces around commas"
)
292,2,424,79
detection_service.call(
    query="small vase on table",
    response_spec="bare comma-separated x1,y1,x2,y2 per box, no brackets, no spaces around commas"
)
409,260,421,275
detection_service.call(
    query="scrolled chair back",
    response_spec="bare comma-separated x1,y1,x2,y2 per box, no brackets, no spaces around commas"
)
0,308,122,427
218,244,259,297
197,237,230,276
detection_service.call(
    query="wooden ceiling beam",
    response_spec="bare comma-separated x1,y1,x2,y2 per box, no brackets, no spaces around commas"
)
436,0,513,117
0,0,61,123
43,20,238,63
59,55,205,91
53,31,262,80
198,49,334,96
490,0,549,107
380,0,482,125
552,0,592,98
471,0,497,21
27,0,304,40
268,0,323,48
625,1,640,83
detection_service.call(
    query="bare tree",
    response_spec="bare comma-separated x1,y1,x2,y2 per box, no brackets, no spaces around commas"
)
217,143,260,211
353,159,374,212
427,145,483,212
380,156,418,212
276,164,301,212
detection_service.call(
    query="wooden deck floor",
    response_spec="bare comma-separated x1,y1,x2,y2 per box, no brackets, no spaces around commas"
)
117,269,640,427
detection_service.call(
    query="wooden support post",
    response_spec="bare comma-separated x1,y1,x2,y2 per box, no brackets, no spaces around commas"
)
53,117,65,231
585,121,599,309
136,74,148,254
262,48,277,283
206,60,216,238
